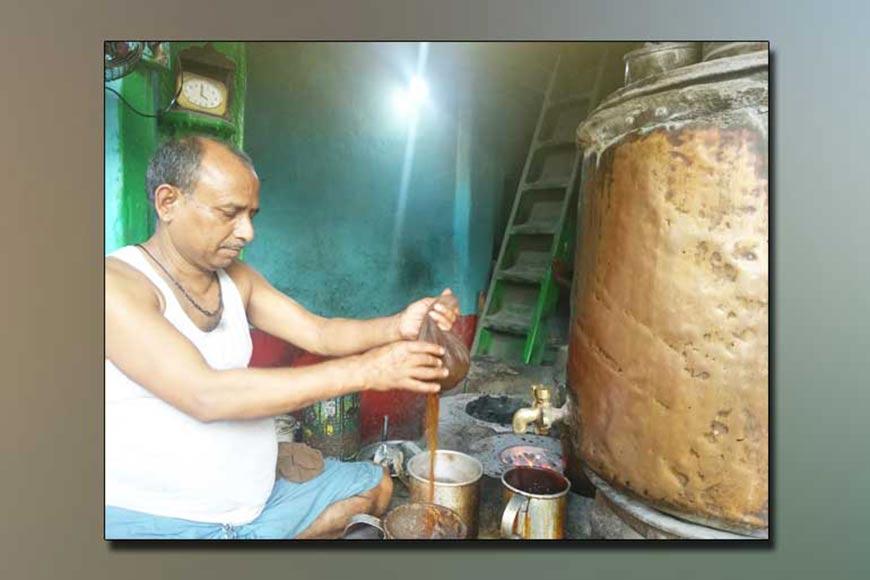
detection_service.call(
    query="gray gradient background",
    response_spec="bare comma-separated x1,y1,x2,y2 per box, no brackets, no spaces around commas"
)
2,0,867,579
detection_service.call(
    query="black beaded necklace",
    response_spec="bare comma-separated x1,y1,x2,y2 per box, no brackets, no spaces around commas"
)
136,244,223,318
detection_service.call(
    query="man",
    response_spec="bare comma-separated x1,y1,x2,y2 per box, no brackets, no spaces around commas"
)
105,135,460,539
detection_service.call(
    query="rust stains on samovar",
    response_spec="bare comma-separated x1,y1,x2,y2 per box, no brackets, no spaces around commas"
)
567,51,769,533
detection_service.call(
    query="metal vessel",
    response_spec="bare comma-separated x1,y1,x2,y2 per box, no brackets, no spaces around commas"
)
407,450,483,538
702,41,768,62
569,50,769,533
500,466,571,539
622,42,701,85
383,503,468,540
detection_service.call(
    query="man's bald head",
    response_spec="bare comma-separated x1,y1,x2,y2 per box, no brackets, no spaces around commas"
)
145,135,254,204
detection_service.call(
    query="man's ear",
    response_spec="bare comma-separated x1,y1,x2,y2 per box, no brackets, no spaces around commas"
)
153,184,183,222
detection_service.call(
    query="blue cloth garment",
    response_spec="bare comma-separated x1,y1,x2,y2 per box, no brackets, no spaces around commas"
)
106,459,384,539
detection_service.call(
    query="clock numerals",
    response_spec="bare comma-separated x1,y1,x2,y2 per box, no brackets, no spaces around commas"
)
181,75,225,111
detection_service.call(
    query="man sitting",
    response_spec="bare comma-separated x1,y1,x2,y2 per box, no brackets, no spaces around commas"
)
105,135,459,539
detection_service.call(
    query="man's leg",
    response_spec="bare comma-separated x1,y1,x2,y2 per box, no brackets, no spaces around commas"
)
295,467,393,539
240,458,390,539
105,505,225,539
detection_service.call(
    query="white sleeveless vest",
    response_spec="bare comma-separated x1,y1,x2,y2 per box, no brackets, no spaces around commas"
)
105,246,277,524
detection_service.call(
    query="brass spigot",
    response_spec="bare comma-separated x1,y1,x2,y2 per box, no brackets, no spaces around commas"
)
512,385,556,435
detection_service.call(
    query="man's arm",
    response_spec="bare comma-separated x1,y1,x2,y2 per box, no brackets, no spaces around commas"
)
106,259,446,422
231,261,410,357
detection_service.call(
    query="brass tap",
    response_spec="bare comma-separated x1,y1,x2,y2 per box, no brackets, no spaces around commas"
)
512,385,556,435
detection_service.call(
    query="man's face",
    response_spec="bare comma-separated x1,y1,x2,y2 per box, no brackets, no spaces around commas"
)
168,142,260,270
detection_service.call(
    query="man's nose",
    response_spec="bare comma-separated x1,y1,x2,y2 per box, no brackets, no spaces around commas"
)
235,214,255,244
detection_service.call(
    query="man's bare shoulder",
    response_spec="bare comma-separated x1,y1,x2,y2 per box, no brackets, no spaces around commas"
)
225,257,256,279
106,257,162,312
225,258,262,304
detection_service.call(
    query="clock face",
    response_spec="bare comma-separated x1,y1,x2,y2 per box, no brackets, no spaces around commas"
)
182,75,224,110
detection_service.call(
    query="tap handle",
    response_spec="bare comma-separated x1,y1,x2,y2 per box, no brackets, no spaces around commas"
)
532,384,551,404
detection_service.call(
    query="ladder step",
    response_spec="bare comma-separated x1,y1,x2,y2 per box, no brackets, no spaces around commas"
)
477,330,528,361
498,265,547,284
533,138,576,150
497,250,551,283
522,178,570,191
547,92,594,111
512,193,566,234
510,222,559,235
482,307,535,335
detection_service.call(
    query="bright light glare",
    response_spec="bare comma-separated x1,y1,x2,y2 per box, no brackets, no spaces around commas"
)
392,75,429,118
392,89,412,117
408,76,428,103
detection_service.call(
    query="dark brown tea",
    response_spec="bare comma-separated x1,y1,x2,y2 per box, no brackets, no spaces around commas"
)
423,393,440,534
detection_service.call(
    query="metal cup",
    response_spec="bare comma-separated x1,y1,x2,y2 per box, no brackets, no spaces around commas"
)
500,466,571,539
383,502,467,540
341,513,385,540
406,450,483,538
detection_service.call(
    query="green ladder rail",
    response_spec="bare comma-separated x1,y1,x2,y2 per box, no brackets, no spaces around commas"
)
471,49,609,365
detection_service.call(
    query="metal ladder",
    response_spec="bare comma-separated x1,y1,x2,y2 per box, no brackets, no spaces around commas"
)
471,48,610,365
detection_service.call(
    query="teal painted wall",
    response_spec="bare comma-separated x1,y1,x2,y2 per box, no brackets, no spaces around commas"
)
243,43,496,318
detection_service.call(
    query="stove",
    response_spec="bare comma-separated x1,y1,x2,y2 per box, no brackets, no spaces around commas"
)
584,468,767,539
438,393,528,435
464,394,527,426
499,444,563,471
467,433,563,479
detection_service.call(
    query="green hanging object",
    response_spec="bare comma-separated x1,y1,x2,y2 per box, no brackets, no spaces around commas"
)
301,393,361,460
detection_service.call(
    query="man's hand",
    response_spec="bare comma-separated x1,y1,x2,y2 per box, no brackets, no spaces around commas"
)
359,341,449,394
396,288,461,340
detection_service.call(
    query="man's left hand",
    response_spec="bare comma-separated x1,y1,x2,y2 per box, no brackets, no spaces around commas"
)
397,288,460,340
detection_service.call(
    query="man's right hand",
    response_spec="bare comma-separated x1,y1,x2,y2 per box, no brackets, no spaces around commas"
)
359,341,448,394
